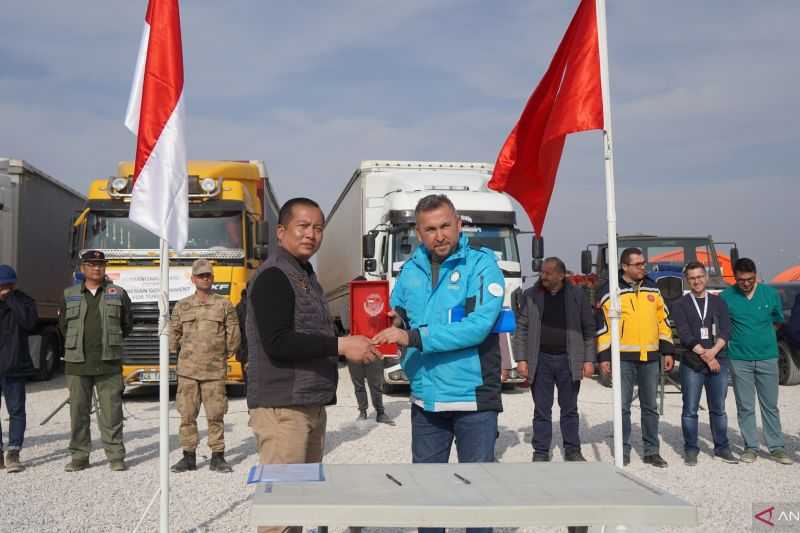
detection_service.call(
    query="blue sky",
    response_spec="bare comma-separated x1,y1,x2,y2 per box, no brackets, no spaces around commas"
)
2,1,798,277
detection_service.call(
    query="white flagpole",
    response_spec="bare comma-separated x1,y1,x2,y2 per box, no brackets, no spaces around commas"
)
158,238,170,531
595,0,624,468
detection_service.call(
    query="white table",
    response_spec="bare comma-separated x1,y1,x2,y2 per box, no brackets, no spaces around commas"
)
250,462,697,531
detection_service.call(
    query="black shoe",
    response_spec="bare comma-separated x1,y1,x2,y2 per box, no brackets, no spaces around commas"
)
564,450,587,462
715,449,739,464
209,452,233,473
684,451,698,466
622,454,630,466
643,454,668,468
357,409,368,421
171,450,197,473
532,453,550,462
375,411,394,425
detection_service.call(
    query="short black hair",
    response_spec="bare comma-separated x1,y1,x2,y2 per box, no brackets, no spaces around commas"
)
620,247,643,265
733,257,757,275
414,194,456,217
543,256,567,274
683,261,706,275
278,197,323,226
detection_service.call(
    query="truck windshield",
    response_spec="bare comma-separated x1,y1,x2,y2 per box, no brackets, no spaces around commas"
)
393,226,519,263
617,239,720,276
84,212,243,250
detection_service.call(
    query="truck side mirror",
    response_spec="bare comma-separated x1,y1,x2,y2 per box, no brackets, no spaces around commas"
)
254,245,268,260
363,259,377,273
581,250,593,275
256,221,270,246
362,232,376,259
532,235,544,259
729,246,739,267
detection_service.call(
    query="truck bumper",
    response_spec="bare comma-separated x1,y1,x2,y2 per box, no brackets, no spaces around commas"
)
122,359,245,387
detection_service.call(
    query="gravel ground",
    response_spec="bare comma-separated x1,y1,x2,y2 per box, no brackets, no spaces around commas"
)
1,365,798,533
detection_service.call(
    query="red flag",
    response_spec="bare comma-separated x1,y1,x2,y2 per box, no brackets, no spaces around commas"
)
124,0,188,251
488,0,603,235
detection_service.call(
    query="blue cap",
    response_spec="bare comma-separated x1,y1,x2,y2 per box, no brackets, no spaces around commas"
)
0,264,17,285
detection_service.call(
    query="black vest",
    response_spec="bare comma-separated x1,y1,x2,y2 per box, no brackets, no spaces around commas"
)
246,246,338,408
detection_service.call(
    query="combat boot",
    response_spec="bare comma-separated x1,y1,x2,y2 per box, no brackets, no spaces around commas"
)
209,452,232,473
171,450,197,473
5,450,24,473
0,451,4,469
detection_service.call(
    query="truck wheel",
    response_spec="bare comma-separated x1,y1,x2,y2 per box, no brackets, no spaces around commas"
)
32,333,57,381
778,341,800,386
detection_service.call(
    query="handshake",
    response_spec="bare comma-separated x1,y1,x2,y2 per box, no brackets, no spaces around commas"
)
337,310,410,364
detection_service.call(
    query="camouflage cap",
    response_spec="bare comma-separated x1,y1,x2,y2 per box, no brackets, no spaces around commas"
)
192,258,213,276
81,250,107,263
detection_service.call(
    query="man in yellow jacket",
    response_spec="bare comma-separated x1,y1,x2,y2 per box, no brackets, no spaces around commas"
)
597,247,674,467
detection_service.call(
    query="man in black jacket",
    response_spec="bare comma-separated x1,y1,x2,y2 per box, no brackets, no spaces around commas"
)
671,261,737,466
246,198,381,533
0,265,38,473
512,257,596,462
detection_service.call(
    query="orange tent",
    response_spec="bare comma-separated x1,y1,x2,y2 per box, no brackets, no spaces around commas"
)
649,250,734,284
773,265,800,282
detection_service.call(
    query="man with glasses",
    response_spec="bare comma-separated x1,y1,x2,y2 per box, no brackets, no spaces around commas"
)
59,250,132,472
721,258,791,464
597,247,674,467
169,259,241,473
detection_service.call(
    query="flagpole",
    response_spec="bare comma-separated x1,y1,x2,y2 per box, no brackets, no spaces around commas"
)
595,0,624,469
158,237,170,531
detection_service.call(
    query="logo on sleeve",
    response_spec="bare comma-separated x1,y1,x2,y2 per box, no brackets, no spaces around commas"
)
488,283,504,298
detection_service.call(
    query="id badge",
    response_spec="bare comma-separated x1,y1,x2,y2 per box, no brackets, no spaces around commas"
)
700,327,710,340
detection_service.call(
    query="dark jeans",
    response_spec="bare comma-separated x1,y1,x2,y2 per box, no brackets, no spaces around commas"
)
0,376,27,451
680,357,731,454
531,352,581,455
347,359,384,412
620,360,660,456
411,404,497,533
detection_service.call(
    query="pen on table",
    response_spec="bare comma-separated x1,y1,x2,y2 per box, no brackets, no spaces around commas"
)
453,473,471,485
385,473,403,486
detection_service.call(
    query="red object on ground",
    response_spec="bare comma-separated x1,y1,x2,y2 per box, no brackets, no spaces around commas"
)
488,0,604,235
349,280,398,357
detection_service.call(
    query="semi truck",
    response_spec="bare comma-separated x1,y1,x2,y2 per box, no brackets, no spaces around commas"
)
69,160,279,388
0,158,86,380
316,160,525,390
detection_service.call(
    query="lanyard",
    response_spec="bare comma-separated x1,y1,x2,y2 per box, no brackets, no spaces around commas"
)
691,294,708,323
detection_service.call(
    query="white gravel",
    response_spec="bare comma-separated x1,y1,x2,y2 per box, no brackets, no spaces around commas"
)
1,365,798,533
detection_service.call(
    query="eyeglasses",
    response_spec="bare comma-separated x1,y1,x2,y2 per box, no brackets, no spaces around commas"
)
624,261,647,268
735,276,756,284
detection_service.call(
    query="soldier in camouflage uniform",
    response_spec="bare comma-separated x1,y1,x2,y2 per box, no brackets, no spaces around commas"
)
169,259,240,473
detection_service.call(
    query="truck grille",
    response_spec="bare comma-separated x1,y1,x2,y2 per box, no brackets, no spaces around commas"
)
122,302,177,364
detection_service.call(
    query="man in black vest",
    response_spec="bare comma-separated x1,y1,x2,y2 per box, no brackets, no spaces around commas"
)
246,197,381,533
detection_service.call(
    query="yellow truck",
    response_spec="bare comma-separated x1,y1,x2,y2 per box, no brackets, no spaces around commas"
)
69,160,279,389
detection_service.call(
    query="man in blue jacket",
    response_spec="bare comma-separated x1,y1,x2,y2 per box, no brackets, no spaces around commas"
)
374,194,504,533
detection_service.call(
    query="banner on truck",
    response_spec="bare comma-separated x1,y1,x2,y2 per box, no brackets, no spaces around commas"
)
106,267,194,303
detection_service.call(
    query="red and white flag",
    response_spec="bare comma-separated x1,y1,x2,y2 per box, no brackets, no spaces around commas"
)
125,0,188,251
488,0,603,235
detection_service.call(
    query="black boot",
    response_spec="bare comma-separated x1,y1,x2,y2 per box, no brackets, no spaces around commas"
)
209,452,232,473
171,450,197,473
357,409,368,421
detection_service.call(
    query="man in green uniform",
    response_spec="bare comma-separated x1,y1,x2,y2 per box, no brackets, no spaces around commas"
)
58,250,132,472
721,257,791,465
169,259,240,473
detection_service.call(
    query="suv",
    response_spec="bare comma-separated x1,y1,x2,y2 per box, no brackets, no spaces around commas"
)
771,282,800,385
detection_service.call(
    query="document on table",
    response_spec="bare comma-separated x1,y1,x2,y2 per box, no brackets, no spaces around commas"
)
247,463,326,485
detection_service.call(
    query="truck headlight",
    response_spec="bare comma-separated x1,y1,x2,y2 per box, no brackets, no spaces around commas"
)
110,177,128,192
200,178,217,193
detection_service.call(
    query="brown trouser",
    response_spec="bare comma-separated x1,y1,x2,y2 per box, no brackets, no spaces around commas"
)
249,405,326,533
176,377,227,453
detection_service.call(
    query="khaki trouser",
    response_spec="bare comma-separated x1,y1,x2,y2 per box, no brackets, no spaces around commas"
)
66,373,125,462
176,377,228,453
250,405,326,533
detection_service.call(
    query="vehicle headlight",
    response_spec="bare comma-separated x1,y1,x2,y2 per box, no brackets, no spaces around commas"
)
200,178,217,193
110,177,128,192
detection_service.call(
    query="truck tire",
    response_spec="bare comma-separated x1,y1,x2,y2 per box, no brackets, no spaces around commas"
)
32,333,58,381
778,341,800,386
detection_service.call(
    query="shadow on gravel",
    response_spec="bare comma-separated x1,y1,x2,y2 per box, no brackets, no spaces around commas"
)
326,401,410,455
496,425,522,459
190,494,250,531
